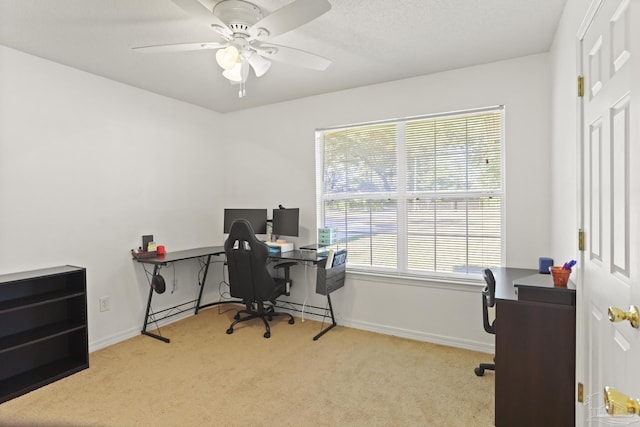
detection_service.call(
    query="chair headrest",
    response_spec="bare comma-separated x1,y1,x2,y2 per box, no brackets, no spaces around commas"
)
227,219,258,242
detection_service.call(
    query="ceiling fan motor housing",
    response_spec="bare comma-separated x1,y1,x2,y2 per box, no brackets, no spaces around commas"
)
214,0,263,35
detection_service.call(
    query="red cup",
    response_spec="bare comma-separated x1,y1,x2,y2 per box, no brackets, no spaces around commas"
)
157,245,165,256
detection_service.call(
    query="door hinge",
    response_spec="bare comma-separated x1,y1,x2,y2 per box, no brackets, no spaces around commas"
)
578,229,585,251
578,382,584,402
578,75,584,97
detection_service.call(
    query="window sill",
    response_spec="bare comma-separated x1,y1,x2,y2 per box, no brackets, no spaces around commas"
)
346,268,485,292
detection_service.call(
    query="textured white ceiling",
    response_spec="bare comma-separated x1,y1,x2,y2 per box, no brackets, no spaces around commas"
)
0,0,567,113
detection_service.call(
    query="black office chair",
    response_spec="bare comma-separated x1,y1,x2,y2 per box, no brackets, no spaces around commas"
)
224,219,295,338
273,261,297,295
475,268,497,376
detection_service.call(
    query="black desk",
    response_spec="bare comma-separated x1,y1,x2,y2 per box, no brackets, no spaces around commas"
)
270,249,325,264
133,246,225,342
492,267,576,427
267,249,342,340
135,246,340,342
196,249,339,341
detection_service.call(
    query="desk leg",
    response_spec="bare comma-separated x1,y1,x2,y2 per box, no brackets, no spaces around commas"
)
313,294,337,341
196,255,243,311
195,254,212,314
141,265,170,343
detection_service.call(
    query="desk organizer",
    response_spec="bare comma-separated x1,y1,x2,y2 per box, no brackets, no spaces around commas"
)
318,228,338,246
131,249,158,259
550,266,572,287
316,250,347,295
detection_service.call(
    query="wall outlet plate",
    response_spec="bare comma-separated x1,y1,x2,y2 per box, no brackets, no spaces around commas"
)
99,296,110,312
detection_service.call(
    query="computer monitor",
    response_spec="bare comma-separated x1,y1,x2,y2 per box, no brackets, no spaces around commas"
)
223,208,268,234
272,208,299,237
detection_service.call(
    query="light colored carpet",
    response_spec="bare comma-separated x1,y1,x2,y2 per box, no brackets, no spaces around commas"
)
0,307,495,426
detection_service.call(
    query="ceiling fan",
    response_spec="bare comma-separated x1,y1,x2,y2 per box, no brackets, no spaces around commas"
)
133,0,332,98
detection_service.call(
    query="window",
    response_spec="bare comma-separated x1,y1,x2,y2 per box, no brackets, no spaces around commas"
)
315,106,504,279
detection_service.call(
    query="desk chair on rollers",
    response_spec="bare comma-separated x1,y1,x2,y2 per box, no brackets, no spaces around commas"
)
475,268,496,376
224,219,294,338
273,261,297,295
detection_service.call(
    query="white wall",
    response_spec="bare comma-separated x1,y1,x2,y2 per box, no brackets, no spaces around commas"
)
223,53,552,351
1,44,552,353
0,45,226,350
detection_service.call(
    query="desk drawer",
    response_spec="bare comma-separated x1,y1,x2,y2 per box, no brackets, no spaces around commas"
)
496,299,575,426
517,286,576,306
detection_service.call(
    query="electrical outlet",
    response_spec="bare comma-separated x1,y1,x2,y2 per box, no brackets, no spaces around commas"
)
99,296,110,312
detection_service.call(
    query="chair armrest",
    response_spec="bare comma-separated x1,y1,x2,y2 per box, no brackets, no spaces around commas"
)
273,261,298,270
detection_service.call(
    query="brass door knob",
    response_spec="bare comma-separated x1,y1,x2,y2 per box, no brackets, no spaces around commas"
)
607,305,639,328
604,386,640,415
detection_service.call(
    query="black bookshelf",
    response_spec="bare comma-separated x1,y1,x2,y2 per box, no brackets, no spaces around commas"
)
0,266,88,404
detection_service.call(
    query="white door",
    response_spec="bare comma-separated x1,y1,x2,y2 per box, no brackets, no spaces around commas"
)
578,0,640,424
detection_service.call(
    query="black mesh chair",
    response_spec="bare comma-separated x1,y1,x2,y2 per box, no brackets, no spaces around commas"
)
224,219,294,338
475,268,497,376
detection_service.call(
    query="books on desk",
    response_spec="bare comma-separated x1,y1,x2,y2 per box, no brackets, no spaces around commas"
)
325,250,335,269
325,248,348,269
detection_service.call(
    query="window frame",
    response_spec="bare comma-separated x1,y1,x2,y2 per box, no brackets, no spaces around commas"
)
315,105,506,282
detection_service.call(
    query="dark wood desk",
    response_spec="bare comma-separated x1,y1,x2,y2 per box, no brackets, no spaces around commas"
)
493,267,576,427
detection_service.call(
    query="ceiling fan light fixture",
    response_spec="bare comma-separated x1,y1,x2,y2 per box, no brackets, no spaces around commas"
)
222,62,243,82
215,45,240,70
247,51,271,77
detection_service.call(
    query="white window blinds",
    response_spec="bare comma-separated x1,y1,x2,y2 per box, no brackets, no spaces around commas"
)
316,106,504,277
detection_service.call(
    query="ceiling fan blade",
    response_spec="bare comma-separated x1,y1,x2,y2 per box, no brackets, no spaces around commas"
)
172,0,233,37
253,42,331,71
132,41,228,53
248,0,331,39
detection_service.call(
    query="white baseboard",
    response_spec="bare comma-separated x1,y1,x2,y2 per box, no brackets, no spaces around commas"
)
89,308,495,355
88,310,194,353
277,304,495,353
89,327,140,353
338,318,495,354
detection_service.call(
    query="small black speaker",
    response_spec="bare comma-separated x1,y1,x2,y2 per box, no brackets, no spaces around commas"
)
151,274,166,294
142,235,154,252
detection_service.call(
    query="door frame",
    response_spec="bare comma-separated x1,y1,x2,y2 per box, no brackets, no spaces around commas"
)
575,0,606,425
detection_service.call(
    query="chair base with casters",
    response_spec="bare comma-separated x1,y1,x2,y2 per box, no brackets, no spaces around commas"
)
226,300,295,338
474,357,495,376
